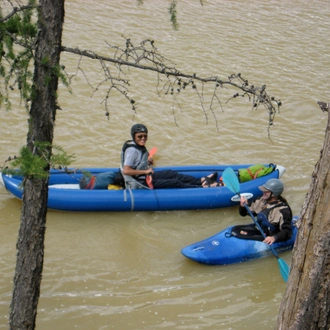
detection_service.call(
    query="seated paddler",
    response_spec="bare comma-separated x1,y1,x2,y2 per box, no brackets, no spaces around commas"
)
121,123,219,189
236,179,293,245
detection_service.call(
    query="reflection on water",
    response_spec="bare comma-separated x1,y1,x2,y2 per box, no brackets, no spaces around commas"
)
1,0,330,329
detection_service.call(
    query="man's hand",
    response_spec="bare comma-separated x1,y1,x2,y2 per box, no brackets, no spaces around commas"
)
263,236,276,245
240,195,247,207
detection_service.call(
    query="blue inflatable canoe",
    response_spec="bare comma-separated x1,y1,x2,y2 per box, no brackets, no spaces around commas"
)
181,216,298,265
0,164,285,212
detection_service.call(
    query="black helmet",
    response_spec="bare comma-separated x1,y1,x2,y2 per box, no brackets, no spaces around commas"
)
131,124,148,139
259,179,284,197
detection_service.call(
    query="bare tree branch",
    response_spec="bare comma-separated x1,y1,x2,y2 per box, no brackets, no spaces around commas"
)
62,39,281,133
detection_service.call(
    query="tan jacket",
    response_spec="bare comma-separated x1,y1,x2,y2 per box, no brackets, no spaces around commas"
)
250,199,287,229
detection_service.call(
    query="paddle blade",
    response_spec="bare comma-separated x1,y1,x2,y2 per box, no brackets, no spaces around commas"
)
146,175,154,189
222,167,240,195
278,258,290,282
148,147,157,159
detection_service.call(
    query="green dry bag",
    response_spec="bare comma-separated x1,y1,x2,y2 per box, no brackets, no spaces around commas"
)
238,164,275,183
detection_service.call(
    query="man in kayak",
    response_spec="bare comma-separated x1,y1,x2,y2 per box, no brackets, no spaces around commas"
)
238,179,293,245
120,123,219,189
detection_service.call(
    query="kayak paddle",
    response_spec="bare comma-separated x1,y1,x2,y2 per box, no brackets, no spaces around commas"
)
148,147,157,160
222,167,290,282
146,147,157,189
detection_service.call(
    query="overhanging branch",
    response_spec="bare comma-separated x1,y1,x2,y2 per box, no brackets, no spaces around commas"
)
62,40,281,134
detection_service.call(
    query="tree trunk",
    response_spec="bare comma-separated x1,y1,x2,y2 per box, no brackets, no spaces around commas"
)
9,1,65,329
276,104,330,329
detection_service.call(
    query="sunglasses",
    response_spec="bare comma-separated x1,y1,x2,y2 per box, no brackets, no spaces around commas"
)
136,134,148,139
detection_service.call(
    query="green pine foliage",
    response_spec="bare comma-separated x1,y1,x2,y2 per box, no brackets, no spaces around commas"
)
0,1,70,110
1,2,74,175
169,1,179,31
0,1,37,109
3,142,76,179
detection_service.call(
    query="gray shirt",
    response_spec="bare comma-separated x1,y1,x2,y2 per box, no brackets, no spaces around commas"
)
124,147,143,169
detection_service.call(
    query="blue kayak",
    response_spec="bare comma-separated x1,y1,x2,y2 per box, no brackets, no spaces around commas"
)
0,164,285,212
181,216,298,265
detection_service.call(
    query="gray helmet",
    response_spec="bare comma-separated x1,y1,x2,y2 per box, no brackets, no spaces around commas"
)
260,179,284,197
131,123,148,139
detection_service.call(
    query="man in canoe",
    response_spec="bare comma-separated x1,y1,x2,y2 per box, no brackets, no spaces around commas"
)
120,123,219,189
238,179,293,245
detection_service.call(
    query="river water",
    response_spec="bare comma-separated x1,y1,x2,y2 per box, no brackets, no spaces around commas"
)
0,0,329,329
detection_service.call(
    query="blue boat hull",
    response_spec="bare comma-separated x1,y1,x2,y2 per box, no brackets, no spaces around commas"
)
0,164,285,212
181,216,298,265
